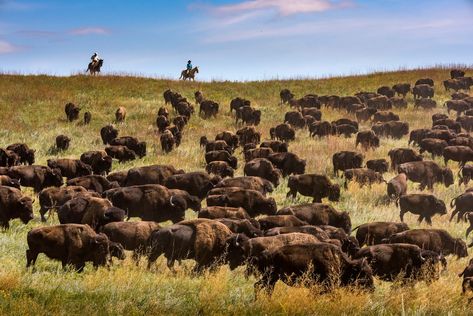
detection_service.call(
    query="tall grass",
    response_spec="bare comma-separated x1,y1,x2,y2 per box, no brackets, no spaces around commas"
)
0,67,472,315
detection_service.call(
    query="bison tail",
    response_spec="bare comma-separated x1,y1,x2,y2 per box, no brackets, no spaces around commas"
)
395,197,400,207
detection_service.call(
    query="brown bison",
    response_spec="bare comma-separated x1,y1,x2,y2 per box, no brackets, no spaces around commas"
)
67,175,119,194
101,221,161,260
413,84,434,99
449,192,473,223
270,123,295,142
387,173,407,200
385,229,468,258
83,111,91,124
267,152,306,177
392,83,411,97
6,143,35,165
26,224,111,271
343,168,384,188
7,165,63,192
124,165,184,186
100,125,119,145
277,203,351,233
47,158,92,179
287,174,340,203
55,135,71,151
415,78,434,87
199,100,219,119
332,151,363,176
414,98,437,109
353,243,443,282
397,193,447,225
398,160,453,190
260,140,288,153
366,159,388,174
109,137,147,158
309,121,336,137
236,106,261,126
353,222,410,246
443,146,473,166
419,138,448,158
355,131,380,150
215,176,273,195
105,145,136,163
103,184,192,223
280,89,294,104
0,186,34,228
257,215,308,230
206,189,277,217
388,148,423,170
164,171,220,199
237,126,261,146
65,102,81,122
205,150,238,169
80,151,113,175
147,218,233,272
198,206,251,220
249,242,374,296
115,107,126,122
244,158,281,187
38,186,96,221
58,196,125,230
206,161,234,178
215,131,239,149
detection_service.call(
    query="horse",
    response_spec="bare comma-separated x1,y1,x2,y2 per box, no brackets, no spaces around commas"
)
180,66,199,81
87,59,104,75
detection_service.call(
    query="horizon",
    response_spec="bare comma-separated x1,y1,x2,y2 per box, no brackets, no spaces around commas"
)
1,0,473,80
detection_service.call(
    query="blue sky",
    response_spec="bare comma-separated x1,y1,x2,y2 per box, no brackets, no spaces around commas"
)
0,0,472,80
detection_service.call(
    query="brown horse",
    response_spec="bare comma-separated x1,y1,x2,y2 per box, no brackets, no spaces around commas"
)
87,59,103,75
180,66,199,81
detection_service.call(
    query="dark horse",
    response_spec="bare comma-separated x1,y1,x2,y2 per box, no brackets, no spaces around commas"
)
87,59,104,75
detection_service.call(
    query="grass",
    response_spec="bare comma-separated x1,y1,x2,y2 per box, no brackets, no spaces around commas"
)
1,67,473,315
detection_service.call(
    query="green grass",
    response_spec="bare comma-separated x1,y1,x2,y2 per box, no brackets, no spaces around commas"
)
1,67,473,315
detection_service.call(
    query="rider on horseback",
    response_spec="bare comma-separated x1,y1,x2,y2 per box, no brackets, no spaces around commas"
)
91,52,99,66
186,60,192,75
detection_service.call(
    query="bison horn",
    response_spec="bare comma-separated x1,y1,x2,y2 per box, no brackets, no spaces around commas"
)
235,233,240,247
169,195,175,207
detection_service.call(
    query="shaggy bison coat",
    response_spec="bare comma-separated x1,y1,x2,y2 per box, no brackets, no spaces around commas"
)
147,218,233,272
26,224,110,271
287,174,340,203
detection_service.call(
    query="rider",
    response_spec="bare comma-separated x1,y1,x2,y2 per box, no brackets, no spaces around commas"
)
91,52,99,65
186,60,192,75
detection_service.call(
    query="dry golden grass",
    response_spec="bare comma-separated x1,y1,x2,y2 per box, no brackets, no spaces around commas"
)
1,67,473,315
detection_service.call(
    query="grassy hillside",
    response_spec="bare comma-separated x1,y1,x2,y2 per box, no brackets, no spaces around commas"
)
0,67,472,315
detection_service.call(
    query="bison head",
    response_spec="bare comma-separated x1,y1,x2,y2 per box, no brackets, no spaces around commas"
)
228,156,238,169
328,184,341,202
269,169,282,187
135,142,147,158
454,239,468,258
433,199,447,216
340,211,352,234
342,258,374,291
25,149,35,165
109,241,126,261
45,168,64,188
90,233,111,267
442,168,454,187
262,197,277,215
187,195,202,212
16,196,34,224
225,233,250,270
101,207,126,226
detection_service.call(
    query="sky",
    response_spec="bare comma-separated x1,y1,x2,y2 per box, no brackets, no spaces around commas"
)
0,0,472,81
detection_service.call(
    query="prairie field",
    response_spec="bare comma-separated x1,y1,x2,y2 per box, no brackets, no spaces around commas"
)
1,67,473,315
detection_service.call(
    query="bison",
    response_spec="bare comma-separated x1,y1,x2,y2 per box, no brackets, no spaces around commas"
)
287,174,340,203
397,193,447,225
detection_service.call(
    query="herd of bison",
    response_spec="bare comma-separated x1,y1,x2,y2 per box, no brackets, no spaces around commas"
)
3,69,473,299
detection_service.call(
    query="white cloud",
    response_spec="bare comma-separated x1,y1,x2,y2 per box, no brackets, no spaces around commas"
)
69,27,110,36
0,40,20,53
212,0,352,16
